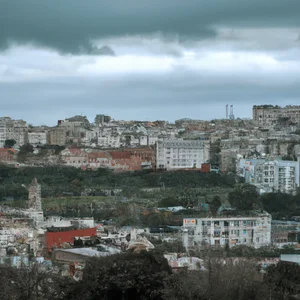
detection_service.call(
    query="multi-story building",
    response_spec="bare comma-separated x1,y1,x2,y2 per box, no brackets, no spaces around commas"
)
49,127,66,146
237,158,300,194
0,117,28,147
0,118,7,147
253,105,300,127
98,135,121,148
156,139,210,169
28,131,48,146
182,212,271,249
94,114,111,125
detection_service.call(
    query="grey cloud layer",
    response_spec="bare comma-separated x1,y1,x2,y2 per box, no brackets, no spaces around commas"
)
1,0,300,125
1,70,299,125
1,0,300,54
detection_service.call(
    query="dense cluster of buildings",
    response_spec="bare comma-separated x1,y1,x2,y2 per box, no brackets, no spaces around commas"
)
0,179,155,275
237,157,300,194
253,105,300,127
0,105,300,193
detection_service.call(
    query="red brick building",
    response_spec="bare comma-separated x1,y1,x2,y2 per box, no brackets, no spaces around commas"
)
45,227,97,251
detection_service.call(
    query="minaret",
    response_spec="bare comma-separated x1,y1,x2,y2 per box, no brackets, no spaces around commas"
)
28,177,42,211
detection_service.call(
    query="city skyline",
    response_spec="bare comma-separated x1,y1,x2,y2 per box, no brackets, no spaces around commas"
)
1,0,300,125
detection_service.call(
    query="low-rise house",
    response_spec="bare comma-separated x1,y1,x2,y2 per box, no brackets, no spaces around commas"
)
61,147,89,168
87,152,112,169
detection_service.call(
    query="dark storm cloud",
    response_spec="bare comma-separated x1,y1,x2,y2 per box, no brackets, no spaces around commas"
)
1,0,300,54
1,70,300,125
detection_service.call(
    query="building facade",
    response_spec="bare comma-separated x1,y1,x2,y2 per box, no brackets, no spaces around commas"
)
28,131,48,146
98,135,121,148
182,212,271,249
26,178,44,227
156,139,210,169
253,105,300,127
0,117,28,147
237,158,300,194
49,127,67,146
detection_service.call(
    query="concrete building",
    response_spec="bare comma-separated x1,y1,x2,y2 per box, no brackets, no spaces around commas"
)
94,114,111,125
61,148,89,168
0,118,7,147
58,116,90,144
237,157,300,194
49,127,66,146
87,152,112,169
0,117,28,147
156,139,210,169
25,178,44,227
253,105,300,127
182,212,271,249
98,135,121,148
28,131,48,146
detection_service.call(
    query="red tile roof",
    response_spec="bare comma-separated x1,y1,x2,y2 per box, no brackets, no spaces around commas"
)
88,152,111,159
109,151,131,159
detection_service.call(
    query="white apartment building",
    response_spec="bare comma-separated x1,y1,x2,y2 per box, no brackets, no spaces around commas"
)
238,158,300,194
156,139,210,169
148,136,158,146
98,135,121,148
28,131,48,146
0,117,28,147
0,118,7,147
182,212,271,249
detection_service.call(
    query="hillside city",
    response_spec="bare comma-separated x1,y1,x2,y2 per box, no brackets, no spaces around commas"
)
1,104,300,299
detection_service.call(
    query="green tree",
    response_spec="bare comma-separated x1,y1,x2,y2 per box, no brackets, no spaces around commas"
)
4,139,16,148
64,251,171,300
261,192,296,214
209,196,222,214
159,197,179,207
164,259,267,300
265,261,300,300
228,184,261,211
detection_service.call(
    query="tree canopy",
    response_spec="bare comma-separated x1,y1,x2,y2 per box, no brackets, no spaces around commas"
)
65,251,171,300
228,184,261,211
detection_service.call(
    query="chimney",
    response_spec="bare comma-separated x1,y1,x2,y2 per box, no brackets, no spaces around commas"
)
226,105,228,119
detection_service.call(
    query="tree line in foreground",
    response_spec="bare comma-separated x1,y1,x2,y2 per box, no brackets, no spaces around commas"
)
1,251,300,300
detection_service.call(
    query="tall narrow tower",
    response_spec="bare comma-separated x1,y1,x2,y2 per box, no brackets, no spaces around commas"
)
28,177,42,211
226,104,229,119
229,105,235,120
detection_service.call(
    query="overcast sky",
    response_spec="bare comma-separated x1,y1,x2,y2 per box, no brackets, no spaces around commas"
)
1,0,300,125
